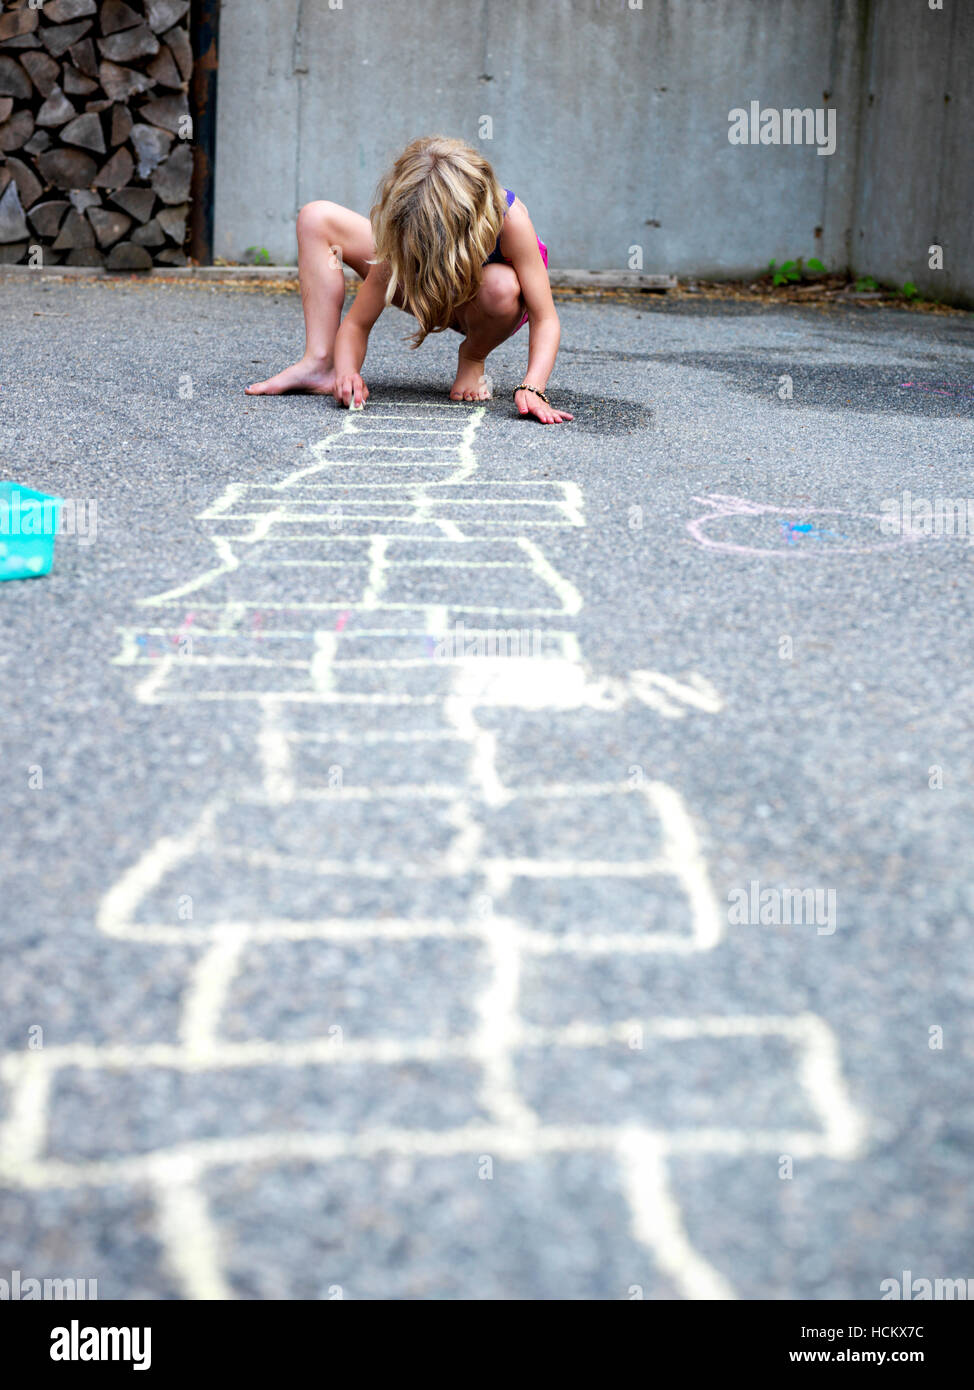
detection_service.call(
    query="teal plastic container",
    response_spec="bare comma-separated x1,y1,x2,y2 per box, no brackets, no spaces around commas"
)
0,483,63,580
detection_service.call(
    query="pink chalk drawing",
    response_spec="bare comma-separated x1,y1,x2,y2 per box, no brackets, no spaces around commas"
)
900,382,974,398
687,494,926,557
170,611,196,646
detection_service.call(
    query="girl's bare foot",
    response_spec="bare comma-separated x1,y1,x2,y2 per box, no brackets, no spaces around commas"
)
246,357,336,395
450,349,492,401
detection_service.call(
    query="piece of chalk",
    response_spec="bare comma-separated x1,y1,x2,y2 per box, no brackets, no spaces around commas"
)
349,398,364,411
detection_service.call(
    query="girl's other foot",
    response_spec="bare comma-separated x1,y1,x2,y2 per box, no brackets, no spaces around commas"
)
450,350,492,401
246,357,336,395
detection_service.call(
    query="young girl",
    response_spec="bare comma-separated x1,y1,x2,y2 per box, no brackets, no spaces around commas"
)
246,136,573,425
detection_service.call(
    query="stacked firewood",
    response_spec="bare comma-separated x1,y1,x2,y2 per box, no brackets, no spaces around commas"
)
0,0,193,269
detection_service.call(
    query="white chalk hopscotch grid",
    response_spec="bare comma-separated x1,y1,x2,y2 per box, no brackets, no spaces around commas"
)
0,405,865,1300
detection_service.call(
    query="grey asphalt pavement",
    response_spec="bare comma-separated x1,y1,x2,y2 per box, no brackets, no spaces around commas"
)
1,276,972,1299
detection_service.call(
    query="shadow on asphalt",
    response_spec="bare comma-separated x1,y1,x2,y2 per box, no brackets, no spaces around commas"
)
361,379,655,434
645,351,974,417
523,386,654,433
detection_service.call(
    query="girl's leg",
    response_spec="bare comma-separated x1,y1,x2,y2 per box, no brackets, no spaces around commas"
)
450,264,526,401
246,201,376,395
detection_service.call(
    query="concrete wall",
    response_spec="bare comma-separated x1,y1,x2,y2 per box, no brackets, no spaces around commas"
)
853,0,973,304
212,0,973,302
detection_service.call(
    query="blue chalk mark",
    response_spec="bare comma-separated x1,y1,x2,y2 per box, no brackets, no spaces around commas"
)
780,519,848,545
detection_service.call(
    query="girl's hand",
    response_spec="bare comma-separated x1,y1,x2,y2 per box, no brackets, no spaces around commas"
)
514,387,573,424
334,373,369,409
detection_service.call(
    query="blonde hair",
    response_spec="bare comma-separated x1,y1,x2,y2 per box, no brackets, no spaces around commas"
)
371,136,508,348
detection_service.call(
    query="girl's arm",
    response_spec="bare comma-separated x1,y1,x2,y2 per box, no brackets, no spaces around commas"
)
502,200,573,424
333,262,390,407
